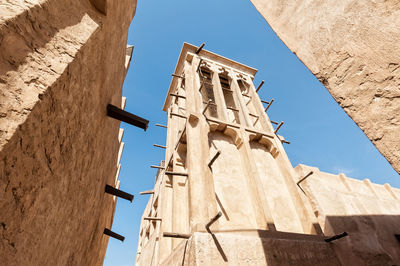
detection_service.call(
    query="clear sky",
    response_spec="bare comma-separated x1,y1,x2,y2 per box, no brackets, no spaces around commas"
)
103,0,400,265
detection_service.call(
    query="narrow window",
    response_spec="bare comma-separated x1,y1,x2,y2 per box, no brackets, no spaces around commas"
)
219,75,240,124
199,67,218,117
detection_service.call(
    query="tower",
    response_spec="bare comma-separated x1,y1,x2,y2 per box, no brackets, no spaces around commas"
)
136,43,400,265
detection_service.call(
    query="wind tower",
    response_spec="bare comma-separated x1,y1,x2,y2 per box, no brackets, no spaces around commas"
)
136,43,400,266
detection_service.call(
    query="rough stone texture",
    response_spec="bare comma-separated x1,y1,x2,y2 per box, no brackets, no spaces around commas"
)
136,45,400,265
0,0,135,265
249,0,400,174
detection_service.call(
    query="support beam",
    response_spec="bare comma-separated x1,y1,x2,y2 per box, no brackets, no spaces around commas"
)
208,150,221,168
150,165,165,170
104,228,125,242
172,73,184,79
170,112,187,119
170,93,186,99
163,232,191,239
261,100,270,104
324,232,348,242
153,144,166,149
296,171,313,194
264,99,274,112
205,211,222,229
140,190,154,195
155,123,168,128
107,104,149,131
144,217,162,221
253,116,259,126
270,120,279,125
256,80,265,93
195,43,205,54
274,121,284,134
281,139,290,144
105,184,134,202
165,171,188,176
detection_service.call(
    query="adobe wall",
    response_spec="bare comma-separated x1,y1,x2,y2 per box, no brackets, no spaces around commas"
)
0,0,135,265
249,0,400,174
295,164,400,265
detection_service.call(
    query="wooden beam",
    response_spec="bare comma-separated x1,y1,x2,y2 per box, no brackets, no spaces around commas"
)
163,232,191,239
165,171,188,176
144,217,162,221
256,80,265,93
104,228,125,242
195,43,205,54
274,121,284,134
208,150,221,168
150,165,165,170
264,99,274,112
105,184,134,202
107,104,149,131
155,123,167,128
205,212,222,229
140,190,154,195
172,74,184,79
170,93,186,99
170,112,187,119
324,232,348,242
153,144,166,149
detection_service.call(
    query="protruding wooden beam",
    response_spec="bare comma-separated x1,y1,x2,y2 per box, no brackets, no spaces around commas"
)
105,184,134,202
264,99,274,112
153,144,166,149
208,150,221,168
296,171,313,192
140,190,154,195
170,112,187,119
172,74,184,79
256,80,265,93
107,104,149,131
261,100,270,104
253,116,259,126
205,212,222,229
274,121,284,134
150,165,165,170
271,120,279,125
324,232,348,242
163,232,191,239
165,171,188,176
155,123,167,128
282,140,290,144
170,93,186,99
195,43,205,54
104,228,125,242
144,217,162,221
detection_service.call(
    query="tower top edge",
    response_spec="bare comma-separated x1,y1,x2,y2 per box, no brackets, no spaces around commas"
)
162,42,258,111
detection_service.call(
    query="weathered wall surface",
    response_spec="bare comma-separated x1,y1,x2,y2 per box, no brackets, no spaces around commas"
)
295,164,400,265
0,0,135,265
178,232,341,266
250,0,400,174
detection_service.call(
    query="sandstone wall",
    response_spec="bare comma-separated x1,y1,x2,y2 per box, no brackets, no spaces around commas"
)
295,164,400,265
0,0,136,265
249,0,400,174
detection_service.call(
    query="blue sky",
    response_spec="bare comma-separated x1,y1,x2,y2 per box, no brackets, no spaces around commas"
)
104,0,400,265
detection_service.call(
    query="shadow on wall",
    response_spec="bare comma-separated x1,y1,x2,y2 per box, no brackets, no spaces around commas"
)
0,0,103,78
257,215,400,265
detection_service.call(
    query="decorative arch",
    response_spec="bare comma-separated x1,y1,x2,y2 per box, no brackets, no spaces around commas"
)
247,131,279,158
207,120,242,148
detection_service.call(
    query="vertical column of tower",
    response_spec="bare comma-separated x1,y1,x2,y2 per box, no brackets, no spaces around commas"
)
185,56,219,232
171,74,189,249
